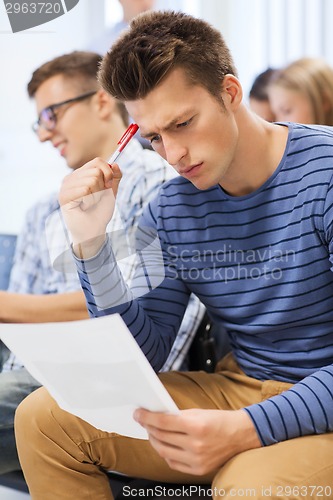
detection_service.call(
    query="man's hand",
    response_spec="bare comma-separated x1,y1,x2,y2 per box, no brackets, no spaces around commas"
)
134,408,261,476
58,158,122,258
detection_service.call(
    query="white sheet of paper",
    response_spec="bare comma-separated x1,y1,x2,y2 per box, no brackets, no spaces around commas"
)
0,314,179,439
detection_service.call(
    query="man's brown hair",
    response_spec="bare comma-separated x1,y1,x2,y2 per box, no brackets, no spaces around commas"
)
28,51,128,126
98,10,237,103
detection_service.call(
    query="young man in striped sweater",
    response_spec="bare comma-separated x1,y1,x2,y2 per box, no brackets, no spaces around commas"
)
16,11,333,499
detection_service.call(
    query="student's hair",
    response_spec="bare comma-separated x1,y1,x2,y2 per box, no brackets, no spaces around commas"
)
27,51,128,126
98,10,237,105
249,68,276,101
269,57,333,126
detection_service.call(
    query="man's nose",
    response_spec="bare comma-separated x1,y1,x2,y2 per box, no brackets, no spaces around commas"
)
163,138,187,167
37,126,53,143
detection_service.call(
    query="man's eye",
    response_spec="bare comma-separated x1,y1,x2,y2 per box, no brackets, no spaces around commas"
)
177,118,192,128
150,134,161,143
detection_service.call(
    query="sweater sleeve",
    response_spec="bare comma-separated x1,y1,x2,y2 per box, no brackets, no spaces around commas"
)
244,364,333,445
74,201,191,372
246,175,333,445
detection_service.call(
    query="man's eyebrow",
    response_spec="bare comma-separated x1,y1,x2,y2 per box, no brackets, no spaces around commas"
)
141,111,194,139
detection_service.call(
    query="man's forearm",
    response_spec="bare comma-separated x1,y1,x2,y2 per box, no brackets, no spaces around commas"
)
0,290,88,323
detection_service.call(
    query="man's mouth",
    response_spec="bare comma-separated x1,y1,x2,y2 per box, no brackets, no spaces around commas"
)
54,142,66,156
179,162,203,176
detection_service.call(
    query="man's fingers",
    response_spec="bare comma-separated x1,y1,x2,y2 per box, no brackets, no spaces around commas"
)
80,189,103,212
105,163,122,198
148,434,194,474
134,409,185,433
59,158,121,208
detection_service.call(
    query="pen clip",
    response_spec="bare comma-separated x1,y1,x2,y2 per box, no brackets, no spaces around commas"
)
118,123,138,145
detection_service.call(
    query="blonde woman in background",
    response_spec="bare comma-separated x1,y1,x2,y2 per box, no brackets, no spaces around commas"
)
268,57,333,125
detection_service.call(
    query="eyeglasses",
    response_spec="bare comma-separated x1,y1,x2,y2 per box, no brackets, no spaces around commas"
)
32,91,97,134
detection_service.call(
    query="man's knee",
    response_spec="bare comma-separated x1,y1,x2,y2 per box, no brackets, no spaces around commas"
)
212,459,265,499
211,436,333,500
15,386,53,441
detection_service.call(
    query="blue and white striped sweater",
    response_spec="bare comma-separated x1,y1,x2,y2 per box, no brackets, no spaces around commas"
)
76,122,333,446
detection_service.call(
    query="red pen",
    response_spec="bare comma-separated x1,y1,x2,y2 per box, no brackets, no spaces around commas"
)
108,123,139,166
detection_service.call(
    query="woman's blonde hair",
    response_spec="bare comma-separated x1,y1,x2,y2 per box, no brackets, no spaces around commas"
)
269,57,333,126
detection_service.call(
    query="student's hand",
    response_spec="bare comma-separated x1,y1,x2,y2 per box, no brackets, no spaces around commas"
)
58,158,122,258
134,408,261,476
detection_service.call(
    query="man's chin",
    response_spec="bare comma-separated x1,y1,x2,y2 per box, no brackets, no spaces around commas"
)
190,178,216,191
67,159,82,171
70,164,81,171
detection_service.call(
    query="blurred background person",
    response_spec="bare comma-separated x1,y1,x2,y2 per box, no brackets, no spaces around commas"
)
89,0,156,54
248,67,277,122
268,57,333,125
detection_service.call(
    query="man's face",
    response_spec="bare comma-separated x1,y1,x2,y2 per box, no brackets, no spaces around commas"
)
126,68,239,191
33,75,102,170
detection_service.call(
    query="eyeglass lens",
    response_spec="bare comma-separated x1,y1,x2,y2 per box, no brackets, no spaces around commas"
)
39,107,57,131
33,91,97,133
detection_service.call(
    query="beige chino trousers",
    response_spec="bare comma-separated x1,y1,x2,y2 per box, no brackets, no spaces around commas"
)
15,354,333,499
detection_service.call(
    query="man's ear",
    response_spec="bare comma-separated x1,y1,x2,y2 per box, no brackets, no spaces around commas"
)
95,88,115,118
222,74,243,111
